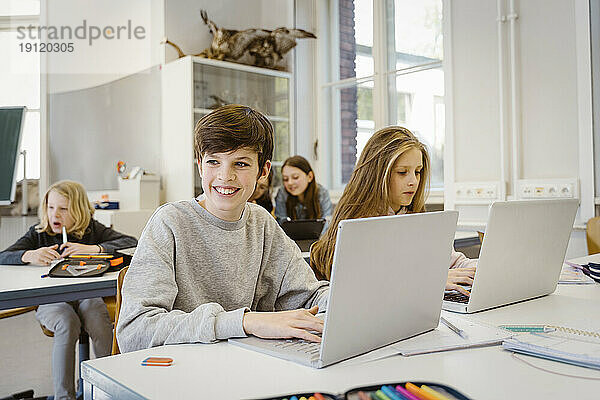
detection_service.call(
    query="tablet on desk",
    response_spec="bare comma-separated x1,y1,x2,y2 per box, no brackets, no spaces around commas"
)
280,218,325,241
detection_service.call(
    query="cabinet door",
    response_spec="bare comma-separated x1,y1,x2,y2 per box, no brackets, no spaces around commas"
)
192,62,291,167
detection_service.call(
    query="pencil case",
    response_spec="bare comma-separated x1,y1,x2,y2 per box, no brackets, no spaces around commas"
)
255,381,472,400
585,263,600,283
48,254,125,278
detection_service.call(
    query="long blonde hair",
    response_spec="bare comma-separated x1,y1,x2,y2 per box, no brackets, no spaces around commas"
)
310,126,430,280
36,180,95,239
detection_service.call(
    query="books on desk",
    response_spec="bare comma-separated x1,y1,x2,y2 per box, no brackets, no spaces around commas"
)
502,327,600,370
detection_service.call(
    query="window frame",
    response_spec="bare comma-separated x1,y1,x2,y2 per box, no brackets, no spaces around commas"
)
0,13,44,185
315,0,445,203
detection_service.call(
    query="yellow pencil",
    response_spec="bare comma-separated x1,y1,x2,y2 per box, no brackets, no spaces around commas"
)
420,385,453,400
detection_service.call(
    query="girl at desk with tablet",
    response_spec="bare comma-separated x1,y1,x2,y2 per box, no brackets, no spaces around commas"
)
310,127,476,294
0,180,137,400
275,155,333,232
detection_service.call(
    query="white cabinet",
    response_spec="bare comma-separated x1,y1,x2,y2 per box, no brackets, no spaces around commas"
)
161,56,293,203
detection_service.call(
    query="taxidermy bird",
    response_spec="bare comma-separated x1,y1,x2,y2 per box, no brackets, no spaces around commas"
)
162,11,316,70
199,10,316,68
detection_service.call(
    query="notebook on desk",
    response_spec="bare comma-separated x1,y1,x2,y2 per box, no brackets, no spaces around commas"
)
230,211,458,368
503,326,600,370
443,199,579,314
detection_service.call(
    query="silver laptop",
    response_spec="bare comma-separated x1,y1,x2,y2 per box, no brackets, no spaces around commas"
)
229,211,458,368
443,199,578,314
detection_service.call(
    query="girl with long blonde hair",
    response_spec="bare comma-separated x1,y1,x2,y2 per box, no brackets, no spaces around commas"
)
0,180,137,400
310,127,475,293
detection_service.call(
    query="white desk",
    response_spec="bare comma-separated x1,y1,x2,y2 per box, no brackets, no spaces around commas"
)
0,264,118,310
81,256,600,400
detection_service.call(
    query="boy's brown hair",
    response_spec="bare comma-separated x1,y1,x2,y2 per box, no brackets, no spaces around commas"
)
194,104,274,173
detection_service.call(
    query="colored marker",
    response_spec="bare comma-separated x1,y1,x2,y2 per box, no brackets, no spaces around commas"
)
405,383,428,400
395,385,422,400
420,385,453,400
62,226,67,245
374,390,392,400
314,394,326,400
40,274,49,278
381,385,404,400
499,325,554,333
290,396,298,400
299,397,308,400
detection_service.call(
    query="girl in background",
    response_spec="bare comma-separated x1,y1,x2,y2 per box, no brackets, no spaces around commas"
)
275,155,332,231
0,180,137,400
310,127,476,294
249,169,274,214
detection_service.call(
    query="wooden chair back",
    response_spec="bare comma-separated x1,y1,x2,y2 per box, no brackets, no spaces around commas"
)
111,266,129,355
586,216,600,255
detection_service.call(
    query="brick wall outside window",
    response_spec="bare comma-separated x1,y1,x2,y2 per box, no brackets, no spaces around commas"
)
339,0,358,183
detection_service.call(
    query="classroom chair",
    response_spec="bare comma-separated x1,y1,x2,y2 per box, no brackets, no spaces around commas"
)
111,266,129,355
38,296,117,400
0,307,44,400
586,216,600,255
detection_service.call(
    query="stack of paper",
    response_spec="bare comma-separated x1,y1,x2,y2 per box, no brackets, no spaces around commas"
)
503,331,600,370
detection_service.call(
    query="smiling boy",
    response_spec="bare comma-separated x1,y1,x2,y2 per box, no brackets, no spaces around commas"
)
116,105,329,352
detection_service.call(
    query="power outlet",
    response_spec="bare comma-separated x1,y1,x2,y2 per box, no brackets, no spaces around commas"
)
455,182,505,204
517,179,578,199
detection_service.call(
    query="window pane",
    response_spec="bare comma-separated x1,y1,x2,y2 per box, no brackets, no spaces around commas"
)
0,31,40,109
15,111,40,180
389,0,443,70
339,0,374,80
389,67,444,188
338,81,374,184
0,0,40,16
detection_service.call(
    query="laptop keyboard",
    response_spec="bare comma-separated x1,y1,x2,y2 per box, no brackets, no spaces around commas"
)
444,291,470,304
271,338,321,356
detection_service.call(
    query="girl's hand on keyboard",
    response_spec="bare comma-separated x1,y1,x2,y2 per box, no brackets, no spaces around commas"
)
446,267,476,296
242,306,324,342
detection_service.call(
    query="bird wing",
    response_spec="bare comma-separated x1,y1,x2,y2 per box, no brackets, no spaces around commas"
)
271,28,316,55
274,27,316,39
228,29,271,59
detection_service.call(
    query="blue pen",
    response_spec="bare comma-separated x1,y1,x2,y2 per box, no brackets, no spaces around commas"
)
41,274,49,278
382,385,405,400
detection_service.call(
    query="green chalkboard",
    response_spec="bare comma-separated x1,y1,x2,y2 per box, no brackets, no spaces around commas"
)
0,107,26,205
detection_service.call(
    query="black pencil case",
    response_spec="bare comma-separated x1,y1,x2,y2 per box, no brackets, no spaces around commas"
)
48,254,125,278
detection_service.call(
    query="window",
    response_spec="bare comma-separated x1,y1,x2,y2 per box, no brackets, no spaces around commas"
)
0,1,41,181
323,0,444,191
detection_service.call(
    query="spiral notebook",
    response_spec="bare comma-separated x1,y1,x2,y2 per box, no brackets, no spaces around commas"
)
502,326,600,370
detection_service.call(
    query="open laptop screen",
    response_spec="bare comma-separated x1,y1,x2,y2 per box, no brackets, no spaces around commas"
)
280,218,326,241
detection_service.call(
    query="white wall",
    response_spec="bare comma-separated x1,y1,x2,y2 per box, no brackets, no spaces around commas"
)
445,0,594,257
44,0,164,94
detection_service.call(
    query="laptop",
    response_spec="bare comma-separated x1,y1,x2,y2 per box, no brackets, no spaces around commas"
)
281,218,326,252
230,211,458,368
443,199,579,314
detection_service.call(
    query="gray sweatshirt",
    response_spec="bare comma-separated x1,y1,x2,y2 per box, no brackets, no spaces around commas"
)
116,197,329,353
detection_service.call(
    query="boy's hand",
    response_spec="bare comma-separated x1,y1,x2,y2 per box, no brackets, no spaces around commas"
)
446,267,476,296
242,306,324,343
60,242,101,257
21,244,61,265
